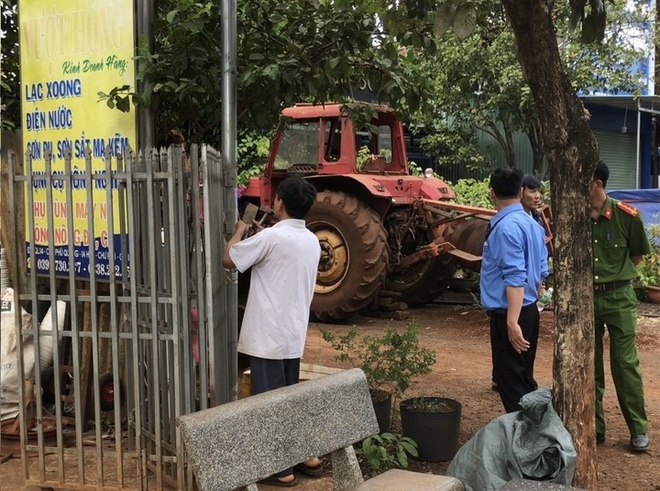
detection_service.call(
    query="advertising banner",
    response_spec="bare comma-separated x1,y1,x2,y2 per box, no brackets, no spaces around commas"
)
19,1,137,280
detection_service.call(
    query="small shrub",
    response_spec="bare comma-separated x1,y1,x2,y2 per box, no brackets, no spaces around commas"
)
449,177,493,209
358,432,418,476
321,321,436,402
405,396,456,413
636,224,660,288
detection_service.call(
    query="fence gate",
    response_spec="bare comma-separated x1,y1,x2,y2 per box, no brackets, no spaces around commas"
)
1,143,237,490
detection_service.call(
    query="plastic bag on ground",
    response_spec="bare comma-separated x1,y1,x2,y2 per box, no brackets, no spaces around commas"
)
447,387,577,491
1,288,64,421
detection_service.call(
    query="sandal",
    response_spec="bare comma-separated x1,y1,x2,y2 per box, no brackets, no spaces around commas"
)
294,462,324,477
258,475,297,487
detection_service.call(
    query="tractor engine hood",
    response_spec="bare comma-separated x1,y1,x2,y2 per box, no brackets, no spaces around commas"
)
359,174,455,203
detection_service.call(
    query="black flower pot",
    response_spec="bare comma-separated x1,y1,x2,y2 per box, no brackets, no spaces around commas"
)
370,389,392,433
400,396,461,462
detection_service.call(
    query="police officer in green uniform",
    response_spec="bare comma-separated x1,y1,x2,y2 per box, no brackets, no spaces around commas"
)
590,160,652,452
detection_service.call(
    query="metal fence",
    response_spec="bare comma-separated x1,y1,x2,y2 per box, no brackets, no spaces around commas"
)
1,143,237,490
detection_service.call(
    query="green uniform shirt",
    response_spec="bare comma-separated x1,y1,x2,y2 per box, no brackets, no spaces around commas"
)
592,196,652,284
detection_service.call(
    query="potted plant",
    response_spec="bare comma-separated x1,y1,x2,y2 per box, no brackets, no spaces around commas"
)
321,321,436,433
399,395,462,462
636,224,660,304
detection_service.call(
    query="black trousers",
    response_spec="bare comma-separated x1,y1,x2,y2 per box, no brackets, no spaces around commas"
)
490,304,540,413
249,356,301,478
249,356,300,395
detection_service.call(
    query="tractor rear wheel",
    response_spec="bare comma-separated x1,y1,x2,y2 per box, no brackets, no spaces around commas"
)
306,191,389,321
385,255,456,306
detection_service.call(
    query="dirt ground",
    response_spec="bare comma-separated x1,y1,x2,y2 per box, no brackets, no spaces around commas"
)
1,300,658,490
300,299,660,491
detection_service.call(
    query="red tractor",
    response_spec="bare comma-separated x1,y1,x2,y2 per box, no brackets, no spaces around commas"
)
239,103,495,321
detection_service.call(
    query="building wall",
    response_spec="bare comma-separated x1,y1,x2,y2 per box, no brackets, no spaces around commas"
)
584,103,654,189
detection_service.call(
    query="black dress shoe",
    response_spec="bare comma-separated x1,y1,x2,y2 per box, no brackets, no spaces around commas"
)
596,433,605,444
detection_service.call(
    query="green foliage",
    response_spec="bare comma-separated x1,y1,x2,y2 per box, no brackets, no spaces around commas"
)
449,178,494,209
636,225,660,288
95,0,444,147
356,145,373,171
237,131,271,187
97,85,143,113
445,175,551,216
405,396,456,413
1,0,19,132
358,432,417,476
404,0,650,175
557,0,651,95
321,321,436,400
568,0,607,43
407,161,423,176
3,0,651,152
419,125,490,172
405,7,541,171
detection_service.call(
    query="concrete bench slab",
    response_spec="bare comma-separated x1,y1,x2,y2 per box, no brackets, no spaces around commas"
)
177,368,464,491
498,478,587,490
352,469,464,490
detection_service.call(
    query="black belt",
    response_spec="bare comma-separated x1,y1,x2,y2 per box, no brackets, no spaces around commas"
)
593,280,631,292
487,304,537,316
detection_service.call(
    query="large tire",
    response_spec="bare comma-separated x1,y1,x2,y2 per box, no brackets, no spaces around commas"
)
385,255,456,306
306,191,389,321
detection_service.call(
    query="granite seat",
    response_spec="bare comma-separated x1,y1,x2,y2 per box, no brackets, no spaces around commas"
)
177,368,463,491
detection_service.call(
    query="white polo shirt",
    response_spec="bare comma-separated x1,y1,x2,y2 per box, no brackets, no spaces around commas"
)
230,219,321,359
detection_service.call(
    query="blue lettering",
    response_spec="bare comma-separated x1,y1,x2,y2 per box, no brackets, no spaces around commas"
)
27,141,41,159
57,139,72,159
26,108,46,131
75,137,90,158
46,79,82,99
93,138,106,158
24,83,43,102
47,105,73,129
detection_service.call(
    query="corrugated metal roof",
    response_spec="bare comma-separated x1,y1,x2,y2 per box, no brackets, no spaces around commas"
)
581,95,660,114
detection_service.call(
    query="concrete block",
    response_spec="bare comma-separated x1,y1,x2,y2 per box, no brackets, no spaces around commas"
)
498,478,587,491
177,368,378,491
353,469,465,491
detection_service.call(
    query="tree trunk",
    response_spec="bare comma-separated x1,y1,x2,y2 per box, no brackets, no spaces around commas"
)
526,121,545,178
500,1,599,488
483,121,518,168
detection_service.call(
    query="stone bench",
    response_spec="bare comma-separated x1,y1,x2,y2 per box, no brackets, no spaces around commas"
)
498,479,587,491
177,368,464,491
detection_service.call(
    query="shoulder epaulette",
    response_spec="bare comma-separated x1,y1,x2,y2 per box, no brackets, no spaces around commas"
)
617,201,639,217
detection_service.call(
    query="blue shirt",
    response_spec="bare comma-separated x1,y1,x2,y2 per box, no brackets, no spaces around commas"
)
480,203,549,311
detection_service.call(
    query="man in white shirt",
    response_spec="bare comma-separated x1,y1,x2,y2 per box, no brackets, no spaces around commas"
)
223,176,322,485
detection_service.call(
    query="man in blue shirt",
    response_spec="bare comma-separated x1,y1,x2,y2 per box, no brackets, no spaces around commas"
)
480,168,549,412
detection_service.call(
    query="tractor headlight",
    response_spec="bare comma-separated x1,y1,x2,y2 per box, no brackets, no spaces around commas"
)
424,168,434,179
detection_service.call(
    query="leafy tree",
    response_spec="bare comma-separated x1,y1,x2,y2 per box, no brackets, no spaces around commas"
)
237,130,271,187
417,121,491,171
406,0,649,177
3,0,443,144
99,0,447,147
1,0,18,131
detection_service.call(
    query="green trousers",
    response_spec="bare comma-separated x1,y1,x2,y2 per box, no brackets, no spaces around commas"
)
594,285,647,436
